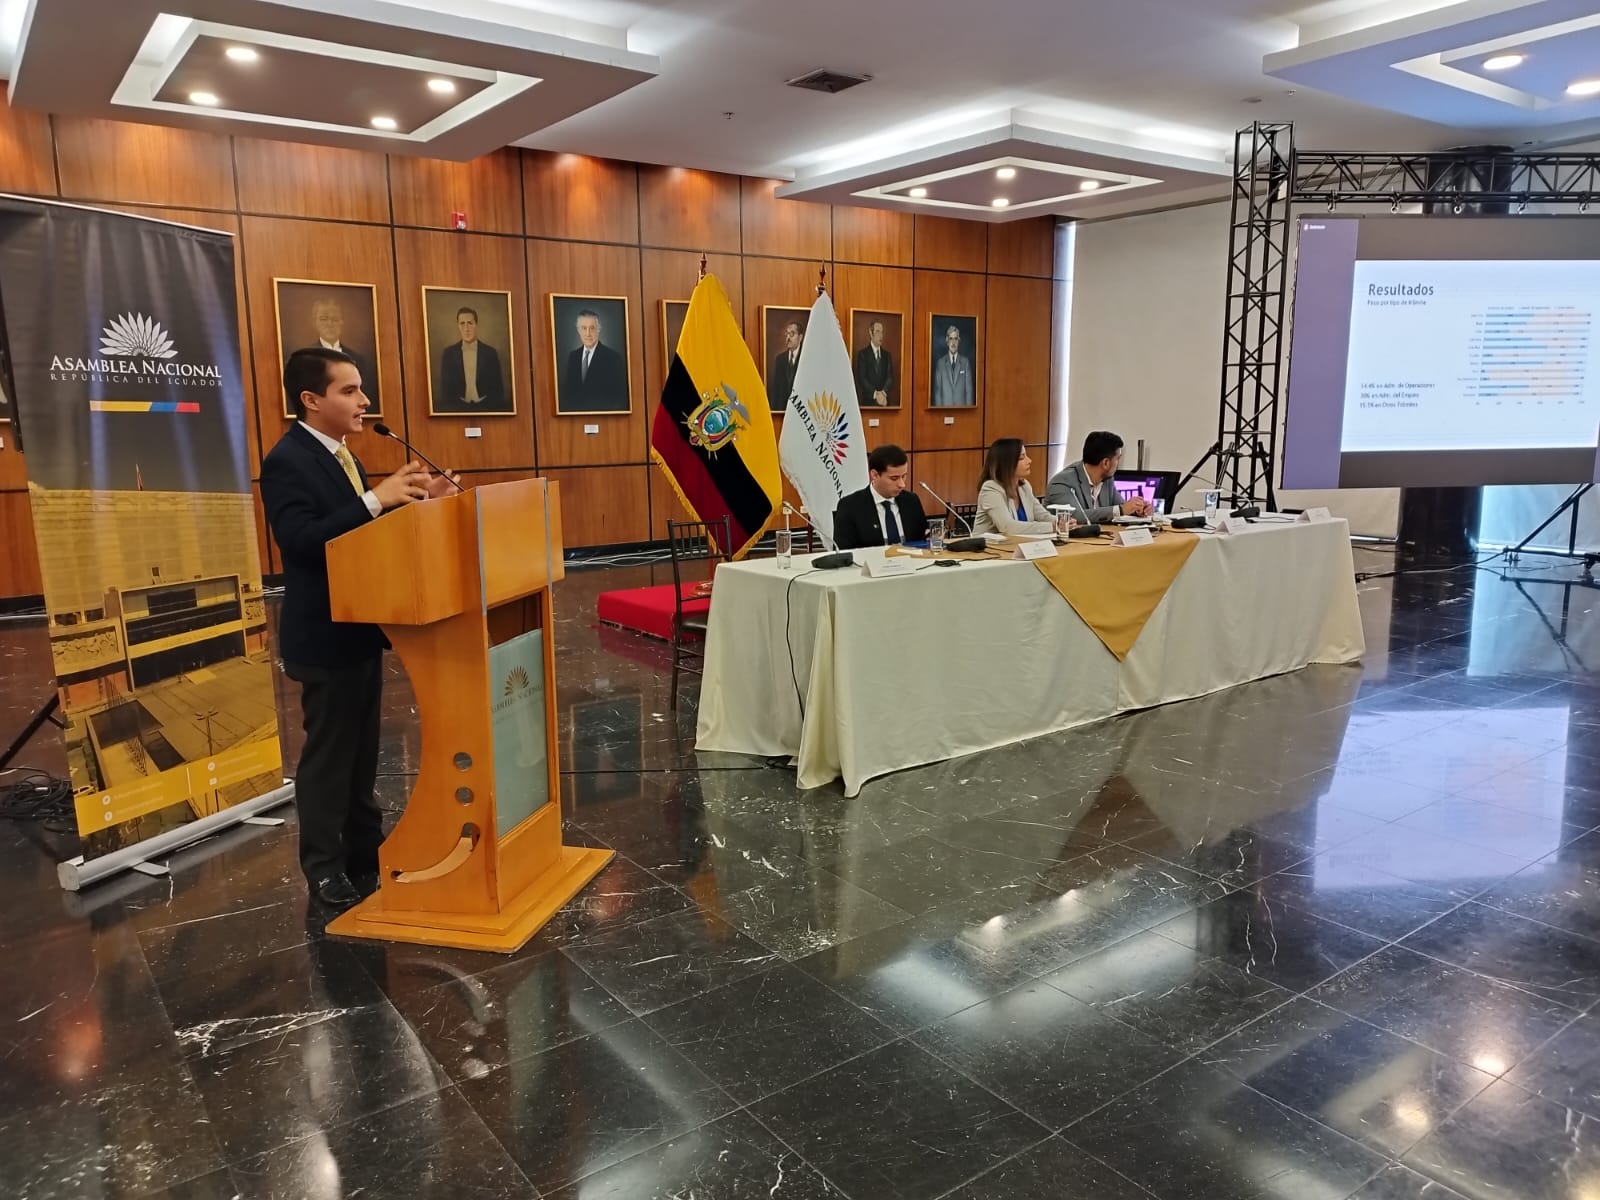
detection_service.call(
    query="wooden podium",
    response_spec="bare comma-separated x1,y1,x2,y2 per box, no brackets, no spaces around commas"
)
322,478,612,953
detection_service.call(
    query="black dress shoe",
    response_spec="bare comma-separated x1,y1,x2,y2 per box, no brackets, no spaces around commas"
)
312,872,361,909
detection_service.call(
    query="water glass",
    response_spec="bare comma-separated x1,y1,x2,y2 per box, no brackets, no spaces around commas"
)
775,528,792,569
927,519,946,553
1202,490,1221,526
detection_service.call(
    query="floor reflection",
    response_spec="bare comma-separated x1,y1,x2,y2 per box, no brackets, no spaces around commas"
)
3,551,1600,1197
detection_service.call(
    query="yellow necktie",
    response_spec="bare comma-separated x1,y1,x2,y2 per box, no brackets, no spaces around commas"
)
333,444,363,496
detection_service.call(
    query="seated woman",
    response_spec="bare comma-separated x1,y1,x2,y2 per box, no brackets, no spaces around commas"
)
973,437,1062,537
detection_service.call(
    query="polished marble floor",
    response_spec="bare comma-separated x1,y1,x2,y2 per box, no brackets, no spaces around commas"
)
4,548,1600,1198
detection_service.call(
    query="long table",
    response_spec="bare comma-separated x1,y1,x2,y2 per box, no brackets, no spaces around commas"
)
695,520,1365,796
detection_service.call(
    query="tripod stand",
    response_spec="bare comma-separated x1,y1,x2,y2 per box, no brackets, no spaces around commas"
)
0,693,63,772
1503,483,1598,576
1175,437,1279,512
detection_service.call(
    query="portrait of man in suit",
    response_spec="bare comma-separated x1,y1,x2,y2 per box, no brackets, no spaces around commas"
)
275,280,383,419
552,295,632,415
851,310,901,409
763,306,809,413
424,288,514,416
930,315,978,408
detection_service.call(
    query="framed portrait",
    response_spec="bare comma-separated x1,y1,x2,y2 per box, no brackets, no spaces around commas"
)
929,313,979,409
422,287,516,417
658,299,690,378
273,279,383,419
849,309,904,411
550,294,631,416
762,305,811,413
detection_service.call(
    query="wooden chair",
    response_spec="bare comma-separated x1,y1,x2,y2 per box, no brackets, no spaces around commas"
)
666,516,732,708
945,502,978,535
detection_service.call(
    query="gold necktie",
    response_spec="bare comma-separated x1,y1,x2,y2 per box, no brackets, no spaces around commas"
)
333,444,363,496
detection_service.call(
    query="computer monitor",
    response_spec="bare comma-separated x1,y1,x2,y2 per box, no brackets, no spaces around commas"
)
1113,469,1180,509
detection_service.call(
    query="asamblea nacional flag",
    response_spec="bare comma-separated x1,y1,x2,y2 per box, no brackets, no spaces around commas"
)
650,273,783,559
778,292,868,549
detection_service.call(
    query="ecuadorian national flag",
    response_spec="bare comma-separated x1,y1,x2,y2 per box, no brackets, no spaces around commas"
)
650,273,782,560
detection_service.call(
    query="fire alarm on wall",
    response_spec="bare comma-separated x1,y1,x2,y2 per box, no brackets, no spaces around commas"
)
451,210,467,231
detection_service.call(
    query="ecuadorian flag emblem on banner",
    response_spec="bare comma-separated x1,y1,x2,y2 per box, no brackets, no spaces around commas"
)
650,273,782,560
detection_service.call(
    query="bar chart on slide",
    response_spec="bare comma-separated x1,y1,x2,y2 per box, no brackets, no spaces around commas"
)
1470,307,1591,403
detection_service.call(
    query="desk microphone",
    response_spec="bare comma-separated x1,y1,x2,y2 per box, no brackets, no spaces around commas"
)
919,482,973,534
371,423,465,492
1231,504,1261,519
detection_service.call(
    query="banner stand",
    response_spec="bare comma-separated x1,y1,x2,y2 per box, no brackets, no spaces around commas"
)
57,782,295,892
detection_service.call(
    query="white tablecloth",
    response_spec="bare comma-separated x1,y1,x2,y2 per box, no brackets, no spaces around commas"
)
695,520,1365,796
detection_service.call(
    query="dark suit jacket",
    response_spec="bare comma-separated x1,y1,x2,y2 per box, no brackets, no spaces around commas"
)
854,345,895,407
287,345,379,414
770,349,799,412
832,485,929,550
437,340,506,411
260,422,387,669
561,341,628,412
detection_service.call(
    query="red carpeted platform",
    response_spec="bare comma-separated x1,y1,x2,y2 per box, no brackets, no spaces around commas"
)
596,583,710,642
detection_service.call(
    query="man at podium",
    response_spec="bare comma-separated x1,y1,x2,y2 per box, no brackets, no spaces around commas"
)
261,348,451,909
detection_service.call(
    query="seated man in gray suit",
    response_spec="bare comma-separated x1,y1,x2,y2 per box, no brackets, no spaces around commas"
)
1045,430,1154,522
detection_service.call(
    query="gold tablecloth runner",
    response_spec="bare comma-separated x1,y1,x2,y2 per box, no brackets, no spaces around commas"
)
1031,532,1200,659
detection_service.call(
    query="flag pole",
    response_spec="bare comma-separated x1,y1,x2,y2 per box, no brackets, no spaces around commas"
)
698,251,707,281
816,264,827,297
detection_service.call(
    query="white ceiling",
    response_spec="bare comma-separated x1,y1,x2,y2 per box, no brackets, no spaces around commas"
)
7,0,1600,218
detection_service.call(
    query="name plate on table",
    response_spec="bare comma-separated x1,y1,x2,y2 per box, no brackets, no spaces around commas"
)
1112,526,1155,547
1013,538,1059,561
864,555,917,577
1214,516,1252,536
1297,506,1334,524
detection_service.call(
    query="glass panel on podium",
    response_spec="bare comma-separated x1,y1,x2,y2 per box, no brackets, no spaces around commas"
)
488,629,550,836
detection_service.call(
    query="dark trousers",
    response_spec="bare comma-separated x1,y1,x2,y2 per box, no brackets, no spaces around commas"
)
284,654,384,883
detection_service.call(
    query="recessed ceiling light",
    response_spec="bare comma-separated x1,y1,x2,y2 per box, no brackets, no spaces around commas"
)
1078,179,1101,192
908,186,927,198
1568,78,1600,97
224,46,258,64
371,116,399,130
1483,54,1524,71
996,166,1016,180
189,91,220,106
427,78,456,94
992,197,1010,208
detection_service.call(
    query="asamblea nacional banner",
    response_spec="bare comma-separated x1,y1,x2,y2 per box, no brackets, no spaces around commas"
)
778,292,868,549
0,198,282,860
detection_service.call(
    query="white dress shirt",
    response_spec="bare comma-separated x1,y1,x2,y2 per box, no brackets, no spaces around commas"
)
302,422,381,517
870,486,902,542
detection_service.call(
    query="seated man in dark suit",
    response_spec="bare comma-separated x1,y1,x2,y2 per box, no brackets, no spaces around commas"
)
260,348,454,909
832,444,929,549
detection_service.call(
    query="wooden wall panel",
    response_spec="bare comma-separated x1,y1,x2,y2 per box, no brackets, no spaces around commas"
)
393,227,535,473
0,491,41,597
234,139,389,223
984,275,1053,447
542,465,651,547
240,216,406,475
251,481,274,576
830,263,913,454
55,117,235,209
639,166,740,253
525,240,645,467
524,152,637,244
640,249,742,416
914,214,987,273
741,177,829,262
0,107,56,195
912,270,988,452
0,437,25,490
392,149,523,235
987,217,1054,278
909,449,984,517
834,205,912,267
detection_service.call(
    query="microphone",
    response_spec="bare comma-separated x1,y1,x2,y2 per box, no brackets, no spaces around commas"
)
371,423,465,492
782,501,814,528
919,482,973,534
1230,504,1261,519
